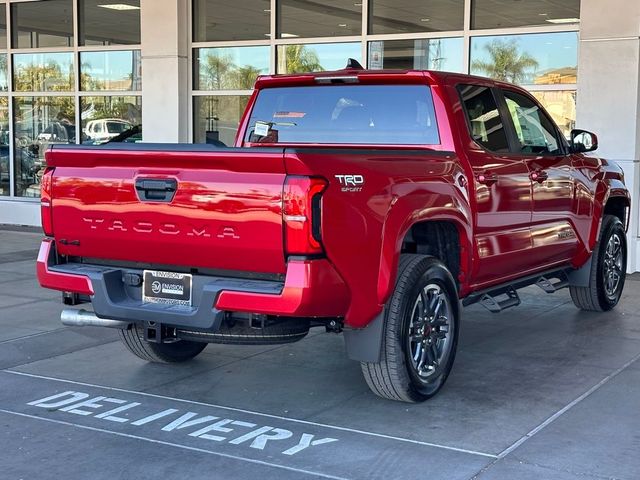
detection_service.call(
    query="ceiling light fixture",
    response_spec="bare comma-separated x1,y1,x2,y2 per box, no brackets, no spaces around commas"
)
546,18,580,24
97,3,140,10
420,18,430,22
281,33,300,38
338,23,348,27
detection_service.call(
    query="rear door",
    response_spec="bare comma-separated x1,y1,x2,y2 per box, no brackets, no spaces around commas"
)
499,87,579,264
47,145,287,274
456,83,533,287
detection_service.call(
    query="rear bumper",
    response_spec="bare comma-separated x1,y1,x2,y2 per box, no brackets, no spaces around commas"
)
36,239,349,329
37,239,94,295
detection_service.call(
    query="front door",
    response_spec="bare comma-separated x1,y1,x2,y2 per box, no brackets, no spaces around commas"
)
500,88,579,266
457,84,533,288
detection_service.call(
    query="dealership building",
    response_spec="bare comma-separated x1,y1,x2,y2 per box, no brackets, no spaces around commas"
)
0,0,638,272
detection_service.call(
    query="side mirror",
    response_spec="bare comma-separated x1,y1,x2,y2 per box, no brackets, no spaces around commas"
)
570,129,598,153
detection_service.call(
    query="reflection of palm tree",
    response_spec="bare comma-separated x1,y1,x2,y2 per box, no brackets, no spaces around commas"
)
202,54,263,90
203,53,234,90
282,45,324,73
471,40,538,84
232,66,263,90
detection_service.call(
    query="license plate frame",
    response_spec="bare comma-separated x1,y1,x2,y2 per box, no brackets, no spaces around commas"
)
142,270,193,307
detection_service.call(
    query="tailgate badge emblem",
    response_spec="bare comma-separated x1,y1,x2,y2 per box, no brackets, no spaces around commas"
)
217,226,240,239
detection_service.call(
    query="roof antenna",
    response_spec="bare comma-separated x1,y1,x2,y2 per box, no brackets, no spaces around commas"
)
345,58,364,70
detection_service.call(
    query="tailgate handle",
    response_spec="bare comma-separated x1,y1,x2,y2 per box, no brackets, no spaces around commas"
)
135,178,177,202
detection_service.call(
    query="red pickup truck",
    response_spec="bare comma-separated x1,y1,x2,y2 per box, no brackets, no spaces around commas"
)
37,62,630,403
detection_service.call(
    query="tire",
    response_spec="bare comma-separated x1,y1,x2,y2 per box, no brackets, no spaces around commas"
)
361,254,460,403
119,324,207,363
570,215,627,312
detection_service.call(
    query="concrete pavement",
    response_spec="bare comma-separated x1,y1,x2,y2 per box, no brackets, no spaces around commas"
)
1,227,639,479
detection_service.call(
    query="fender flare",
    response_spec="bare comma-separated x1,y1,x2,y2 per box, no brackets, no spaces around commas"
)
376,200,473,305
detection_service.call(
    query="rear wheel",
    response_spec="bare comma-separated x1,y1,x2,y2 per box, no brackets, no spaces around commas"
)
119,324,207,363
570,215,627,311
361,254,460,402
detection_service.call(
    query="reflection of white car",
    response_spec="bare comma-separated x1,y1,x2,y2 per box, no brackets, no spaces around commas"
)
84,119,132,142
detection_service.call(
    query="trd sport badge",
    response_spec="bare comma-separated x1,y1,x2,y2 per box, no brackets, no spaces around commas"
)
335,174,364,192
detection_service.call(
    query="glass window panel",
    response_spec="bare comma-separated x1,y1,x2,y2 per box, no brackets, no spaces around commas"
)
277,43,361,74
457,84,510,153
13,52,75,92
193,0,270,42
0,54,7,91
193,95,250,146
13,96,75,197
503,89,561,155
13,52,74,92
194,47,269,91
80,96,142,144
472,0,579,30
11,0,74,48
369,0,464,34
79,0,141,46
244,85,440,145
278,0,361,38
368,38,463,72
0,97,8,197
470,32,578,85
0,6,7,50
530,90,576,138
80,50,142,91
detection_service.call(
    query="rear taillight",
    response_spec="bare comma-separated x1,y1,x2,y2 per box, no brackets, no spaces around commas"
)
283,176,327,255
41,167,55,237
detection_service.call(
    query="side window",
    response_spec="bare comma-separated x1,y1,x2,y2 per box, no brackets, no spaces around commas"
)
502,90,561,155
458,84,510,153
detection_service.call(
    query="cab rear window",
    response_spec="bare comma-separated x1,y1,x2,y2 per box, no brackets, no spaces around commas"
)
245,85,440,145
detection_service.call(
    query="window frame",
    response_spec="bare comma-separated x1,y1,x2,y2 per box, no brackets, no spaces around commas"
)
456,82,512,154
496,85,569,157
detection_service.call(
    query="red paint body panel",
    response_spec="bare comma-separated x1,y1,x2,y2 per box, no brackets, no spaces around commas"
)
37,239,94,295
38,69,630,330
216,259,349,317
282,148,471,327
47,148,288,274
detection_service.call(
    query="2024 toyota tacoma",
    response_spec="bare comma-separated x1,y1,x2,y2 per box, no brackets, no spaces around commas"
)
37,62,630,402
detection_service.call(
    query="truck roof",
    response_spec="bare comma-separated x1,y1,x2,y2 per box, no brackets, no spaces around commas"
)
254,67,504,90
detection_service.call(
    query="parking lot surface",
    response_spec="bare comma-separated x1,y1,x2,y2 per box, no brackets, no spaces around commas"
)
1,227,639,480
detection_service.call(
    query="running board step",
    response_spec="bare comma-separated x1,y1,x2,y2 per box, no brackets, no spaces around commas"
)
536,275,568,294
479,286,521,313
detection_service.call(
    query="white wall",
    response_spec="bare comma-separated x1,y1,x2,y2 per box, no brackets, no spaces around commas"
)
0,200,40,227
139,0,190,143
577,0,640,272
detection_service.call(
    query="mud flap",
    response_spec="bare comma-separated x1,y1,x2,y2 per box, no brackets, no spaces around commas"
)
567,253,594,288
343,311,385,363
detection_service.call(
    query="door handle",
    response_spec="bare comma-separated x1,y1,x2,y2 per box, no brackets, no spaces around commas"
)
529,170,548,183
476,172,498,185
135,178,177,202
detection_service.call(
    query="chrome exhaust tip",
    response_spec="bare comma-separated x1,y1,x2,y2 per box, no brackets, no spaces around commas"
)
61,309,130,329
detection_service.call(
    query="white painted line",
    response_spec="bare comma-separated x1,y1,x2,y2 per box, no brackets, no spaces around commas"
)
497,350,640,459
4,369,498,459
0,408,348,480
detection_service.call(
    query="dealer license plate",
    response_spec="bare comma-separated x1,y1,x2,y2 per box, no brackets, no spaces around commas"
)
142,270,192,306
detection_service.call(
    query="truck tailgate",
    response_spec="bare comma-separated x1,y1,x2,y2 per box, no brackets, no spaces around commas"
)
46,145,287,274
